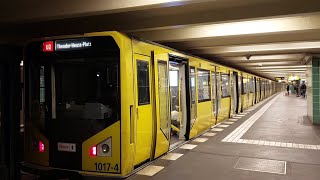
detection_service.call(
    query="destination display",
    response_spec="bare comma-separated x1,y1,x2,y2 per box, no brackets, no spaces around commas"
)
55,39,92,51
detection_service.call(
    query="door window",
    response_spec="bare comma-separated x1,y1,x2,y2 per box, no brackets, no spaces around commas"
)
221,74,230,98
190,67,196,127
242,77,247,95
158,61,170,139
137,61,150,105
211,71,216,115
249,78,254,93
198,69,211,102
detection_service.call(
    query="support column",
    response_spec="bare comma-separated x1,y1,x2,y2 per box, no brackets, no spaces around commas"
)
307,56,320,125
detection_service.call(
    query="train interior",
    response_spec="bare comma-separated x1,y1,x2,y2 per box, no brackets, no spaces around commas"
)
168,59,187,147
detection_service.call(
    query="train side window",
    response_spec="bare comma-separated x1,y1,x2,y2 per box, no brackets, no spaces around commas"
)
190,67,196,104
249,78,254,93
221,74,230,98
137,60,150,105
198,69,211,102
211,71,216,100
242,76,247,95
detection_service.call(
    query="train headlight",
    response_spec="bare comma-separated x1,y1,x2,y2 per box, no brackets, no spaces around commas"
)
96,137,112,157
101,144,110,154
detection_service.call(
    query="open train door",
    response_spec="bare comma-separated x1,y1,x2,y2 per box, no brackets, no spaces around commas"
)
152,51,171,159
168,55,190,146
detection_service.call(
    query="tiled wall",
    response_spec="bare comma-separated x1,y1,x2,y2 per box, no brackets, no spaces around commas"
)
307,60,313,122
311,57,320,124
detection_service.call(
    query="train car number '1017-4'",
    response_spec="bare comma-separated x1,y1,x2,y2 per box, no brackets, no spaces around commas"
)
94,163,119,172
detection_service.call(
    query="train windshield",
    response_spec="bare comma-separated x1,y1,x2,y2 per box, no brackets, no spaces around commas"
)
54,59,119,124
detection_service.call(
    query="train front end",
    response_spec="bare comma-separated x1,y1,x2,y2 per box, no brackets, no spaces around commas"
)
22,32,134,178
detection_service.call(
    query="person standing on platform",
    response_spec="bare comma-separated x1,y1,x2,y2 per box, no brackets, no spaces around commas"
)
286,84,290,95
300,81,307,98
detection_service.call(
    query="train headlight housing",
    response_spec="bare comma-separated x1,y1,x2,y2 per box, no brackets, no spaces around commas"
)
101,144,110,154
89,137,112,157
88,137,112,157
97,137,112,157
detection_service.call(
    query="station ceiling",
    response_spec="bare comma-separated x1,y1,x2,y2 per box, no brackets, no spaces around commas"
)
2,0,320,81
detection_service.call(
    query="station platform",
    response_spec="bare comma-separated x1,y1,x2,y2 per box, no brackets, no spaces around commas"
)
129,93,320,180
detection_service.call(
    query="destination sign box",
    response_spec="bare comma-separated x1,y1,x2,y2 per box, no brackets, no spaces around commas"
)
55,39,92,51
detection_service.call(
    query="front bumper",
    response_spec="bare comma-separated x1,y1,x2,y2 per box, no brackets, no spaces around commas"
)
21,162,125,180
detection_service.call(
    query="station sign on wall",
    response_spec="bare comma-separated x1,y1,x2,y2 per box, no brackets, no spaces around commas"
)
275,77,285,81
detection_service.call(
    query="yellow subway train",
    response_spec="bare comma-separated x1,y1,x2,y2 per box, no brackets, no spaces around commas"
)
22,31,276,178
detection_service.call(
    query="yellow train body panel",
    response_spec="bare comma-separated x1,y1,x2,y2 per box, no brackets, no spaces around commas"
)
82,122,121,174
94,32,135,176
217,97,230,123
241,94,248,110
190,101,212,139
249,93,254,106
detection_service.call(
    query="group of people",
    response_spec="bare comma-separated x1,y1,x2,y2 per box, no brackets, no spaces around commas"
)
286,82,307,98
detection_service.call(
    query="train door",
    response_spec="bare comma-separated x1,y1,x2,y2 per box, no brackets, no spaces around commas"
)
246,76,250,107
153,52,171,158
254,77,259,104
238,75,242,112
216,72,221,121
134,54,153,165
211,69,218,124
168,56,189,146
241,75,247,109
260,79,262,101
230,72,236,116
232,72,239,114
190,67,197,128
253,78,255,104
